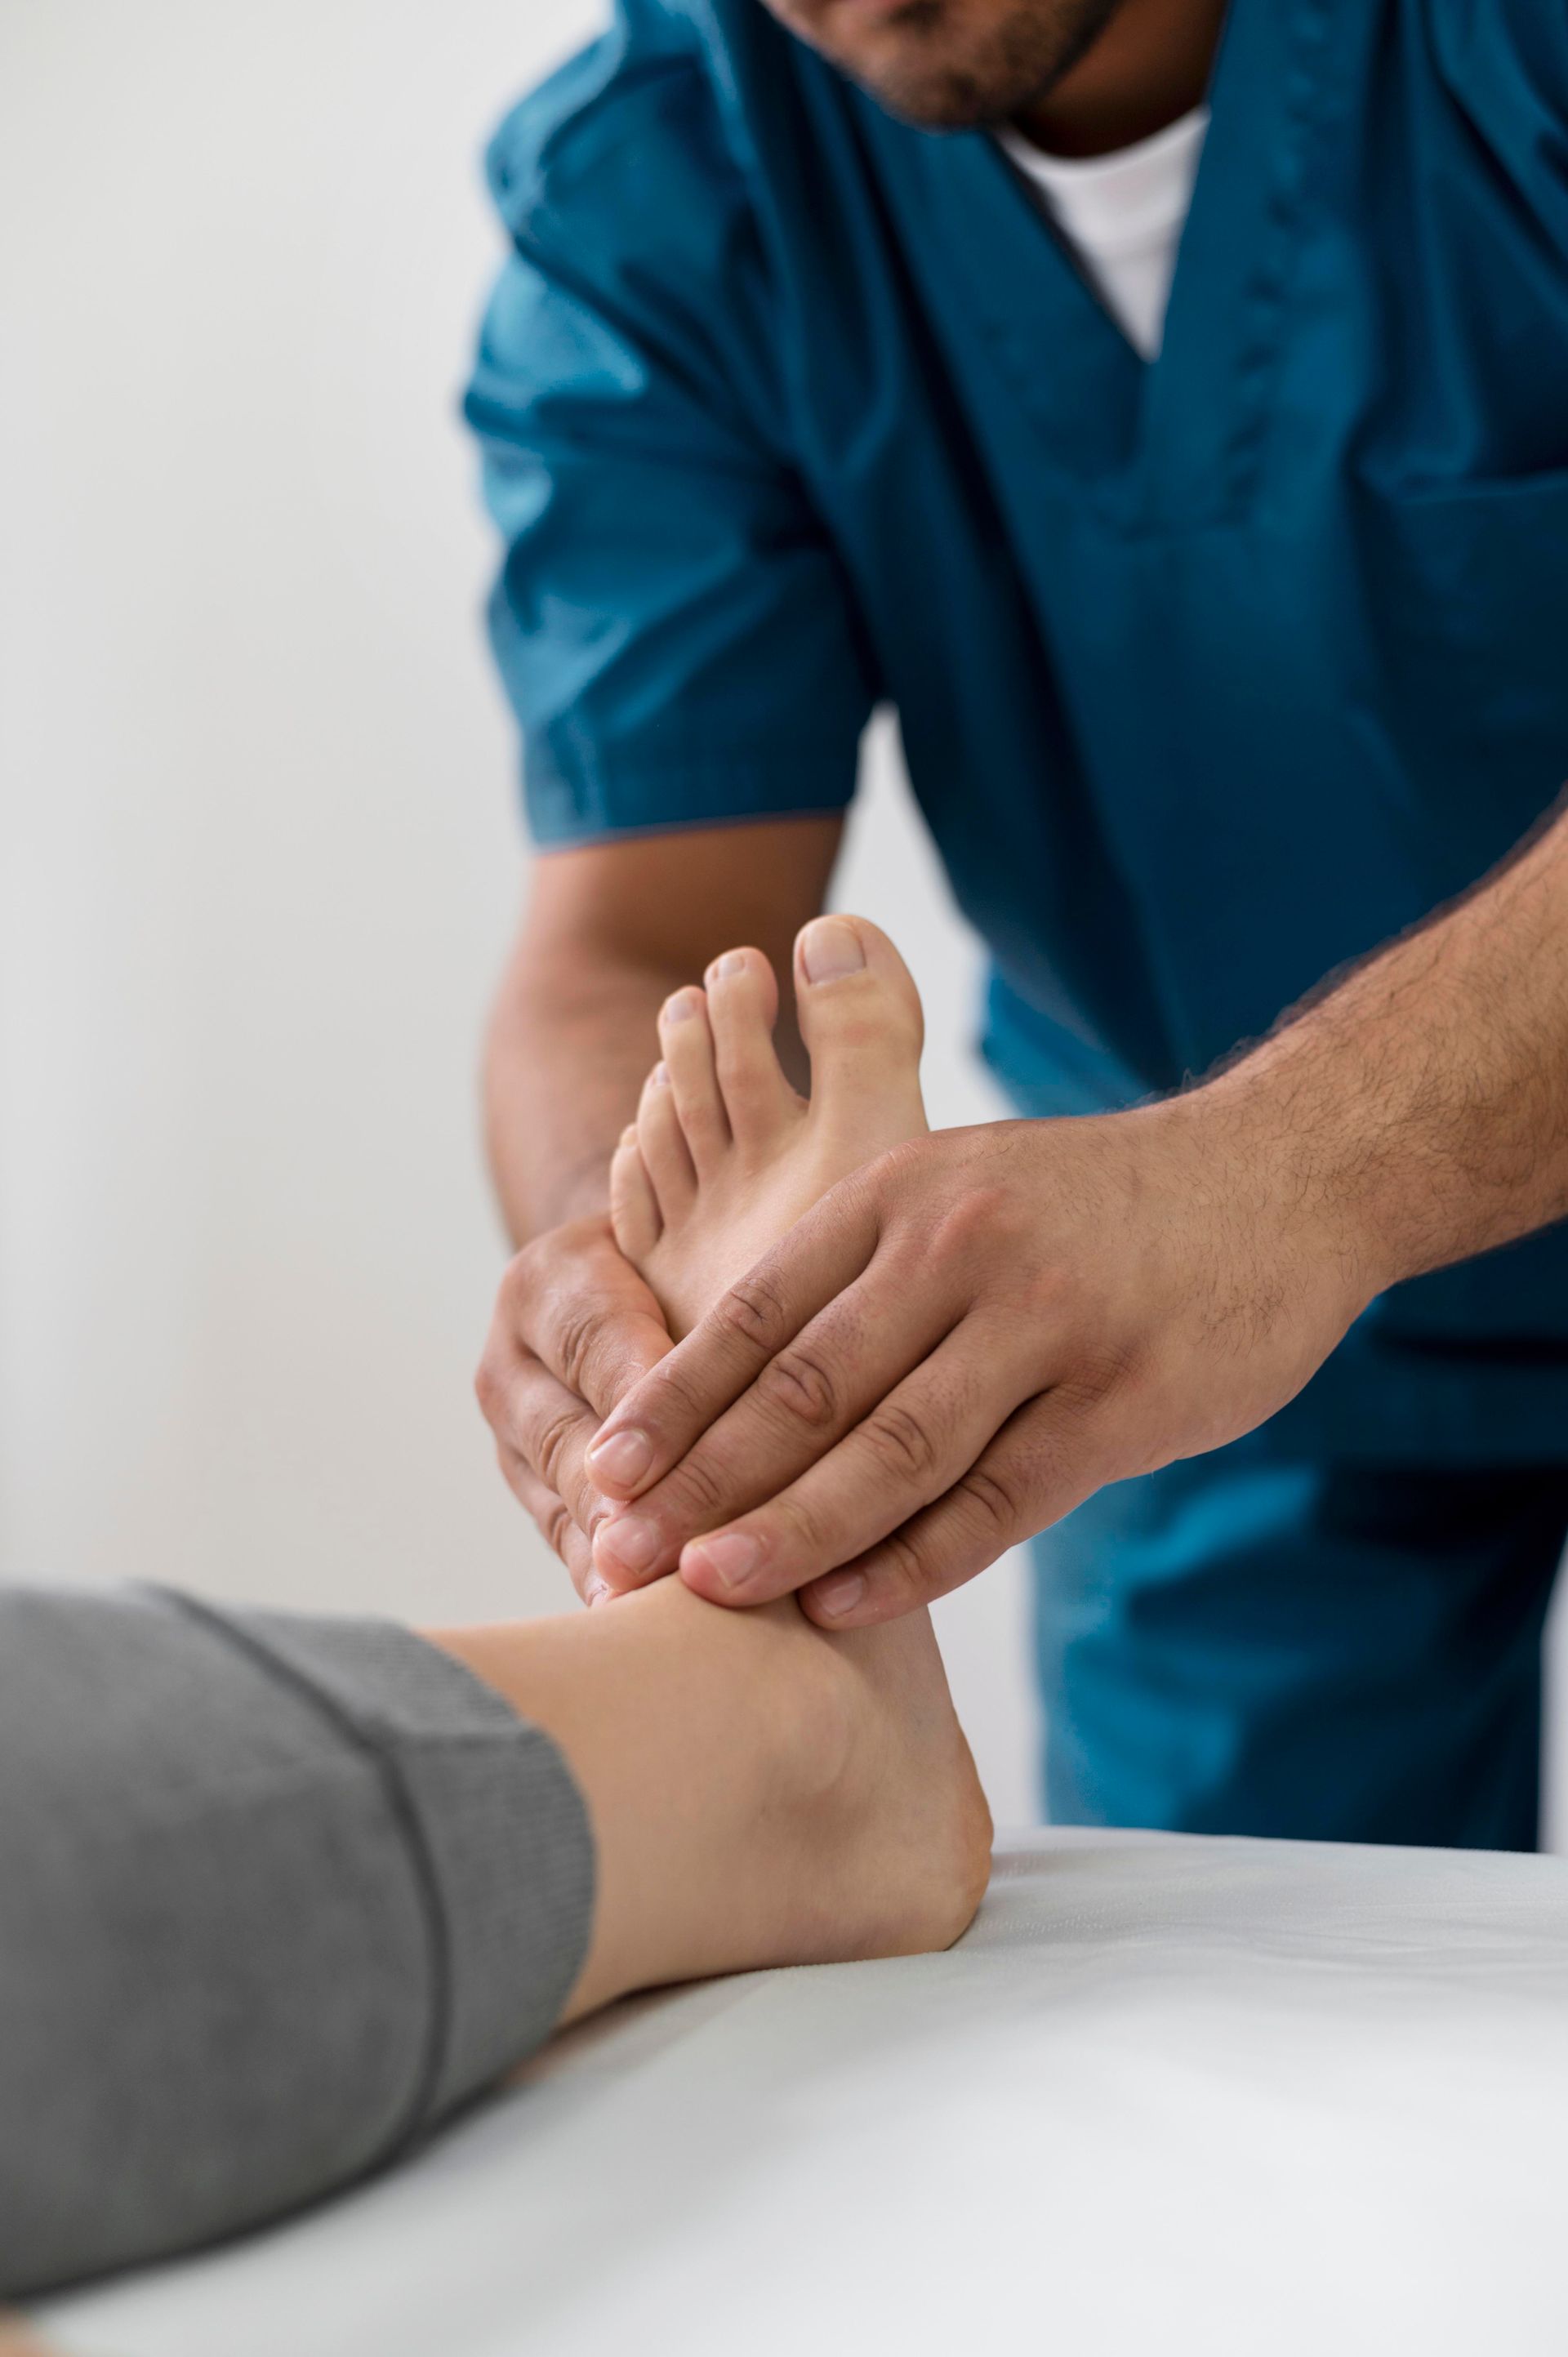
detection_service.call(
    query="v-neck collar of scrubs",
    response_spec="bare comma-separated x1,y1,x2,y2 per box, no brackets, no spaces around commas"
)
996,105,1209,362
862,0,1346,531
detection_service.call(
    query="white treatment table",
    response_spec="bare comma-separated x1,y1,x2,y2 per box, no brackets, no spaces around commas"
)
25,1829,1568,2356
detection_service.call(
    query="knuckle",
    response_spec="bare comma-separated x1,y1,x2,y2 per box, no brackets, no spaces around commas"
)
495,1437,528,1498
755,1344,841,1436
719,1269,794,1355
501,1241,542,1308
531,1401,584,1491
773,1490,831,1564
637,1352,708,1432
475,1334,534,1433
535,1490,572,1559
863,1135,924,1196
956,1457,1028,1543
849,1149,914,1242
474,1352,503,1421
869,1522,940,1603
861,1398,942,1485
1080,1339,1143,1404
1018,1257,1102,1330
550,1302,599,1397
664,1450,731,1526
929,1183,1009,1267
1018,1273,1071,1328
499,1442,589,1567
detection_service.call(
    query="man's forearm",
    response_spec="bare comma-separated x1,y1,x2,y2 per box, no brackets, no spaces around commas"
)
1203,791,1568,1296
574,795,1568,1629
483,932,681,1245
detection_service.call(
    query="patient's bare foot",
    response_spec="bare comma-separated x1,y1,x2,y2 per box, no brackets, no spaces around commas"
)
436,1574,991,2016
590,916,988,1966
608,915,927,1342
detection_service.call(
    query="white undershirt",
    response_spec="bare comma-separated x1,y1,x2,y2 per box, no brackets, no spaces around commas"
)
996,106,1209,361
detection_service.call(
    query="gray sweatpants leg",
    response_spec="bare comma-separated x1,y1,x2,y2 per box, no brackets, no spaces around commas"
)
0,1585,595,2300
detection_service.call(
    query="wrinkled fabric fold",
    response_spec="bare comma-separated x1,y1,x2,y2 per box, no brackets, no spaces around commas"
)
0,1585,594,2300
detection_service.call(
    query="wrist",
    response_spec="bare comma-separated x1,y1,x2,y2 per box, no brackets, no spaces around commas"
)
1156,1056,1389,1324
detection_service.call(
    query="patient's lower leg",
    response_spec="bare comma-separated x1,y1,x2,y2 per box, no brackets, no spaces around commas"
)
431,1571,991,2021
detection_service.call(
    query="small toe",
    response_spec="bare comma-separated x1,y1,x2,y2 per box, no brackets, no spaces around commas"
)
635,1060,696,1223
704,945,800,1150
794,916,925,1137
609,1125,661,1262
657,987,728,1177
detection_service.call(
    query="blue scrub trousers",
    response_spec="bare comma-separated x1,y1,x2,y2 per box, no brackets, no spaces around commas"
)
1033,1432,1568,1851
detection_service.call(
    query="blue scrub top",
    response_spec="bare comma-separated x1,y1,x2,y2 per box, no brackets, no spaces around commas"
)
465,0,1568,1464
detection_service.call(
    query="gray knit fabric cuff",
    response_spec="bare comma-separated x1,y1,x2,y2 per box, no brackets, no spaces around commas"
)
160,1593,596,2140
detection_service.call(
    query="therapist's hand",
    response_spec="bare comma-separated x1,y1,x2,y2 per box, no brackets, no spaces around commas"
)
475,1214,673,1601
583,1103,1374,1625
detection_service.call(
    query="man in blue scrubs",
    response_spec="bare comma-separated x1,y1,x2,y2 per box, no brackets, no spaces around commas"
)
469,0,1568,1848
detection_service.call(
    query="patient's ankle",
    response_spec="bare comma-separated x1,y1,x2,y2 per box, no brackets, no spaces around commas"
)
430,1575,988,2019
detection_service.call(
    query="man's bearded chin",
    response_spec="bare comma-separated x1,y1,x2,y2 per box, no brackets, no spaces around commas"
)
787,0,1123,130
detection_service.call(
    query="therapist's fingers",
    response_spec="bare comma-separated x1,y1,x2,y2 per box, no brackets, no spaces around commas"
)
671,1317,1040,1609
797,1392,1119,1629
584,1174,886,1504
495,1446,605,1602
479,1341,619,1592
494,1214,674,1425
477,1214,674,1562
589,1242,962,1593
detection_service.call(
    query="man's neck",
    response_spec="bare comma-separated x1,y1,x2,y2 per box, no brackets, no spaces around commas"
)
1012,0,1227,158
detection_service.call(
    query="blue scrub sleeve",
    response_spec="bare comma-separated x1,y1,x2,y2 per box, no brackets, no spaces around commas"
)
463,47,878,844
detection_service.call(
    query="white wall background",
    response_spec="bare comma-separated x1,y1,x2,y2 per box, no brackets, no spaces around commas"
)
8,0,1566,1844
0,0,1040,1825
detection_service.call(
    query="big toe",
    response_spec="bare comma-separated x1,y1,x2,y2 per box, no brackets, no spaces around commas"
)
795,916,926,1140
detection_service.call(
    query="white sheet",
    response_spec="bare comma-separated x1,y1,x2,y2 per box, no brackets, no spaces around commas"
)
35,1829,1568,2356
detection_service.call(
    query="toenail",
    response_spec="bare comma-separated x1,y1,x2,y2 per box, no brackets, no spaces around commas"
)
588,1427,653,1487
663,991,700,1023
800,917,866,984
683,1531,763,1591
595,1513,662,1575
711,951,748,980
812,1570,866,1620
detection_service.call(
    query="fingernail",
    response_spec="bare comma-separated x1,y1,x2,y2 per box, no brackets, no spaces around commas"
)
650,1062,671,1088
683,1531,763,1592
812,1570,866,1620
595,1513,662,1576
588,1427,653,1487
800,917,866,985
662,991,699,1024
584,1575,611,1607
710,951,747,980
